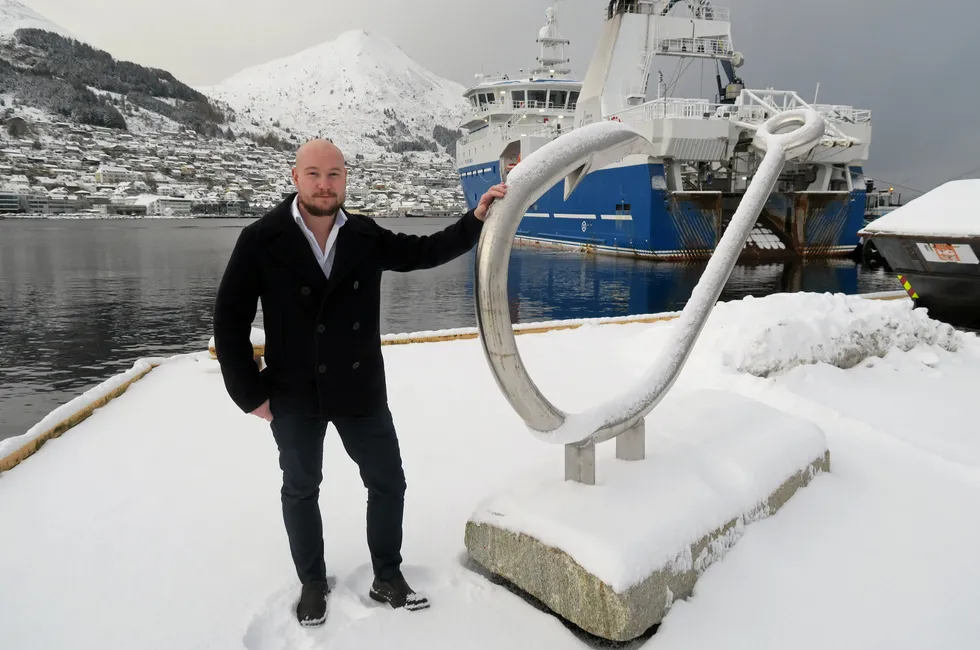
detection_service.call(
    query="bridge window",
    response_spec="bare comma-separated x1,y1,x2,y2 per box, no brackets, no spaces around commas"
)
550,90,568,109
512,90,526,106
568,91,579,110
528,89,547,107
615,203,631,214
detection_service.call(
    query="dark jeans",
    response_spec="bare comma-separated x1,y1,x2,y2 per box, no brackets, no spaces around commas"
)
269,407,407,585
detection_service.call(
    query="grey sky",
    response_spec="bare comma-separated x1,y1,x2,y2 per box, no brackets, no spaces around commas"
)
22,0,979,194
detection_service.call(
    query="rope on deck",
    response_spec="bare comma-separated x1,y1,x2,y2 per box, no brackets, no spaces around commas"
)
3,291,911,474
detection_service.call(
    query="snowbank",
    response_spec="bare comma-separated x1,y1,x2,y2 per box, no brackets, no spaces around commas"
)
702,292,962,377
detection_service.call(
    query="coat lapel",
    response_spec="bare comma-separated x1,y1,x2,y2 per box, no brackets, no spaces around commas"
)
260,196,330,292
257,194,375,299
321,214,372,298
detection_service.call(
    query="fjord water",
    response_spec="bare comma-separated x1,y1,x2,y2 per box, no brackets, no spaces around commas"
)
0,217,899,443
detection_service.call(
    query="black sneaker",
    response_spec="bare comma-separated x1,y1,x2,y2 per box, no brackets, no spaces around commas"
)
369,575,429,611
296,581,328,626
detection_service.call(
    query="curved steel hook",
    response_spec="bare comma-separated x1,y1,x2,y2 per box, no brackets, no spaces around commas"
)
475,109,826,452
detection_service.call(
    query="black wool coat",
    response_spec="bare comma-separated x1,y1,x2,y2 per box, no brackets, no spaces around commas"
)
213,193,484,419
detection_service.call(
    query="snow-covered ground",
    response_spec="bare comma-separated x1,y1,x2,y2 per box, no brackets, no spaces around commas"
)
2,291,978,650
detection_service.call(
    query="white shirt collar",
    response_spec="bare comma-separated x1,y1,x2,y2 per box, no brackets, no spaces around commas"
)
289,194,347,278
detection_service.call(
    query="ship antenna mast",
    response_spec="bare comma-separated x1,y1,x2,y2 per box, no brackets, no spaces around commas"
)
531,1,571,79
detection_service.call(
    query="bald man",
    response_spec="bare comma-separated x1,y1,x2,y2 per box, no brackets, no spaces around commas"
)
213,139,506,626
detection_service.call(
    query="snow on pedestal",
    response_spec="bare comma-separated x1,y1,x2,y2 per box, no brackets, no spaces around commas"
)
465,388,829,641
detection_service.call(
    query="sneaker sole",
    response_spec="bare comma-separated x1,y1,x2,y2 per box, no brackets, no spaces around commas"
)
369,591,430,611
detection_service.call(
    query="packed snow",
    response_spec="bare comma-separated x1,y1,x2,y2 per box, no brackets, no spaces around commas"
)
2,292,979,650
470,388,828,592
0,0,78,42
198,29,471,158
861,178,980,238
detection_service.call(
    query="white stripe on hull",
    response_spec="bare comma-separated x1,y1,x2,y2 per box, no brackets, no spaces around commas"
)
512,235,857,259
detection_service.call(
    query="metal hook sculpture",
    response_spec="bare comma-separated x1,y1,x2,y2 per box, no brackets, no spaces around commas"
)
474,108,826,484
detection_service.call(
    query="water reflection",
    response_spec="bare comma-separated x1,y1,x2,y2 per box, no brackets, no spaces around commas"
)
0,217,900,442
504,247,898,323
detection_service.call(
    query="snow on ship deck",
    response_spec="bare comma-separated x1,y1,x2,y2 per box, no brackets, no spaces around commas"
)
2,291,980,650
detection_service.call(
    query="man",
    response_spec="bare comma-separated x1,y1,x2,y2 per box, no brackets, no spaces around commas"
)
213,139,506,626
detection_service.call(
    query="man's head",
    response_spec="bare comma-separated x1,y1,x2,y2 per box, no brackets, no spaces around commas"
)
292,139,347,218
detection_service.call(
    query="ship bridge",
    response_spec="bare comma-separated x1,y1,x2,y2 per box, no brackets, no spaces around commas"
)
460,3,581,134
460,79,581,132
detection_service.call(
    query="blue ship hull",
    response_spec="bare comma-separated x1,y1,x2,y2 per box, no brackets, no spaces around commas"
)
459,160,866,260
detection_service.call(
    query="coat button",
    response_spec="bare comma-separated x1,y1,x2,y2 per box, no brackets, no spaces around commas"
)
318,364,326,373
352,322,360,331
352,361,360,370
301,286,311,296
353,281,359,290
317,324,325,334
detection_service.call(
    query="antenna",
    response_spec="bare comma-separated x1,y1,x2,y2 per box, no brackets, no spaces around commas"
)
531,1,572,78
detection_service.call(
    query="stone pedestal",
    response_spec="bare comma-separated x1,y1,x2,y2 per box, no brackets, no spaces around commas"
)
464,389,830,641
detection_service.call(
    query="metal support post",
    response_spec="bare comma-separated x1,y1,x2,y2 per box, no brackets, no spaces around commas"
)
616,417,645,461
565,441,596,485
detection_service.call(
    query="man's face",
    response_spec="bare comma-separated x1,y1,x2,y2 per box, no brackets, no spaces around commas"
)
292,147,347,218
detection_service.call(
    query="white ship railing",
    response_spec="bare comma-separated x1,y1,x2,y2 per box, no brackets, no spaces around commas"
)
611,1,730,21
694,4,730,21
732,89,867,146
459,89,867,150
654,36,734,57
465,101,577,120
613,98,716,121
737,89,871,123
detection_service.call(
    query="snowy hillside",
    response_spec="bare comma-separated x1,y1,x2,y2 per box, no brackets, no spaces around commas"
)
199,29,471,157
0,0,77,41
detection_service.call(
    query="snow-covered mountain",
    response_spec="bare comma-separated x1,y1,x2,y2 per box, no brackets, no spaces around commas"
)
0,0,77,41
199,29,471,157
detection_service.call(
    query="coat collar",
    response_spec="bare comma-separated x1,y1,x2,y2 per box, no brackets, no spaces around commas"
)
257,192,373,296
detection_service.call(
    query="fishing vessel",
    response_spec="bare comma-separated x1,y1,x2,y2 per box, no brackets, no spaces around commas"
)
455,0,873,261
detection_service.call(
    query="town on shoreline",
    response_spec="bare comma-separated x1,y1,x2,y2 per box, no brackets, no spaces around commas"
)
0,116,469,219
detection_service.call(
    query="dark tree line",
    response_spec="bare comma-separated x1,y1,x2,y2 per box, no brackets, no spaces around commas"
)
1,28,230,133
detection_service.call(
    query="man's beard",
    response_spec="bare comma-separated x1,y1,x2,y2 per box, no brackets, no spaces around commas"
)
300,195,343,218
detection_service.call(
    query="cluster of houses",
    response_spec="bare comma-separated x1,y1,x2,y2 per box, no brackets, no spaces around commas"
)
0,117,469,218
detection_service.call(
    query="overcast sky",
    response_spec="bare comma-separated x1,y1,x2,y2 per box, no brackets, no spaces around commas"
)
22,0,979,194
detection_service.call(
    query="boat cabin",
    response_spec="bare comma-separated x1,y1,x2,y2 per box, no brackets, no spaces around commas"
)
460,79,581,132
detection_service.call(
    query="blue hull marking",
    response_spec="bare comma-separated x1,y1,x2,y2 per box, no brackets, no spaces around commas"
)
457,161,863,258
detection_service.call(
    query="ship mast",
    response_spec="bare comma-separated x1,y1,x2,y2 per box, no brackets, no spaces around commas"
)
531,1,571,79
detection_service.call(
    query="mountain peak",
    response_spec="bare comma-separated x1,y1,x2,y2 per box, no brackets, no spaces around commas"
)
0,0,79,41
200,29,469,158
